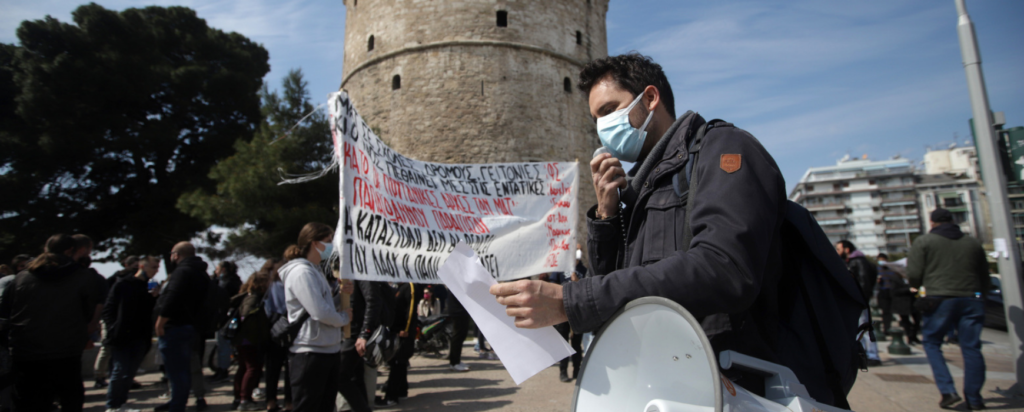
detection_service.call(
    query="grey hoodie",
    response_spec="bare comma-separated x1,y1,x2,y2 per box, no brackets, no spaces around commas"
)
280,258,350,354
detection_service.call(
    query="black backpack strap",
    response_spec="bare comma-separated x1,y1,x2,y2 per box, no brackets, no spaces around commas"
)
678,118,723,251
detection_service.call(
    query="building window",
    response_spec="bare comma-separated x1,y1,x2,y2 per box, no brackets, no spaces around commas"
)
576,31,582,45
368,35,374,51
392,75,401,90
563,77,572,93
497,11,508,27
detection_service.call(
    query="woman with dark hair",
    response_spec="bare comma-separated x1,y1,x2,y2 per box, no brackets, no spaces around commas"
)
280,223,351,412
229,268,272,410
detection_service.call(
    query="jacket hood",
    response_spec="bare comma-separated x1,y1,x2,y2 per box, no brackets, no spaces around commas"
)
177,256,209,274
32,255,83,280
930,222,964,240
278,258,319,283
848,250,865,259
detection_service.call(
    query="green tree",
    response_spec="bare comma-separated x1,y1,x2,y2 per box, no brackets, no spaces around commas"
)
0,4,269,263
178,69,337,259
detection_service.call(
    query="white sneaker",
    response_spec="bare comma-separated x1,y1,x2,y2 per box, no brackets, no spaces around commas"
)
253,388,265,400
488,352,500,360
239,400,262,411
449,363,470,372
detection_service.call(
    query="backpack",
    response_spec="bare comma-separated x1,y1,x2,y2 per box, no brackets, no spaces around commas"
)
675,117,868,408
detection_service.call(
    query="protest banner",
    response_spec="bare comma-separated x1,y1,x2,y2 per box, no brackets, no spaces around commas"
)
328,91,578,283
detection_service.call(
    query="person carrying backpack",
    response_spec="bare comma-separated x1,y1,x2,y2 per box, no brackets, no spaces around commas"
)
490,53,863,408
229,268,272,410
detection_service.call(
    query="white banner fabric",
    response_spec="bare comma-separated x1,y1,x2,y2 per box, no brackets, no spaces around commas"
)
328,92,579,283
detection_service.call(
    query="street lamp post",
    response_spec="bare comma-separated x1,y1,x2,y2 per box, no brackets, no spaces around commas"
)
955,0,1024,390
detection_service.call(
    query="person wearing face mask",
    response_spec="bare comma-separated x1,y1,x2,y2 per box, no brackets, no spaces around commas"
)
279,222,352,412
102,255,160,411
153,241,210,412
491,53,797,401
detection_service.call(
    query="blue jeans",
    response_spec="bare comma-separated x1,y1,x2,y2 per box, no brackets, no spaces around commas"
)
158,325,195,412
921,297,986,404
106,339,149,409
216,329,232,370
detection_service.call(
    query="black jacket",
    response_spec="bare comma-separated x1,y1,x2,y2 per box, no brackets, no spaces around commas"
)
155,256,210,328
564,112,787,364
846,253,878,303
351,280,387,340
107,267,137,290
102,275,156,347
1,255,101,360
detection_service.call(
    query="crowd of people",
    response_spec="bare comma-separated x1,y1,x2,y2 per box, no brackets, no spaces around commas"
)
0,223,590,412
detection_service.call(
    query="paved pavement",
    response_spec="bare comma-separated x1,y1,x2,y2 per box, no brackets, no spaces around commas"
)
83,331,1024,412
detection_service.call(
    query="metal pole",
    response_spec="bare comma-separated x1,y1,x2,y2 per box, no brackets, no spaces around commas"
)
955,0,1024,389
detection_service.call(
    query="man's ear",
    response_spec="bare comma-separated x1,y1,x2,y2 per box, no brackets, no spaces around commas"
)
643,85,661,113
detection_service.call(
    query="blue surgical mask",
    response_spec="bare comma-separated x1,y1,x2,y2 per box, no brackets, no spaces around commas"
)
319,241,334,261
596,93,654,162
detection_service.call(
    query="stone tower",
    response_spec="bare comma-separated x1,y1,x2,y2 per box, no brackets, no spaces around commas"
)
341,0,609,248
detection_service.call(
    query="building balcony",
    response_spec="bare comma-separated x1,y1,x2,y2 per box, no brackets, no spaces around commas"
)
816,218,848,226
885,228,921,234
881,200,917,207
883,214,920,221
806,203,847,211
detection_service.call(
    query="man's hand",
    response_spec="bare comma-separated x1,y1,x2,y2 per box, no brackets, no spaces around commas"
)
356,337,367,356
155,316,168,337
398,330,408,338
490,279,568,328
590,153,626,218
342,280,355,295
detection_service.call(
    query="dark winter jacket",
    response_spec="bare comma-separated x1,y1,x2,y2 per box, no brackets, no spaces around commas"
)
107,267,137,290
0,255,101,360
564,112,787,365
229,291,269,346
155,256,210,328
908,223,990,297
102,274,156,347
846,251,878,302
351,280,387,341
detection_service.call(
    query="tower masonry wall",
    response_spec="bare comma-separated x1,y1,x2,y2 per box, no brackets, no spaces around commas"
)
341,0,610,262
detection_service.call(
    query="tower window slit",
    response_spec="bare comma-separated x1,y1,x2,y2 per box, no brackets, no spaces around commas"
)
368,35,375,51
563,77,572,93
392,75,401,90
497,11,508,27
576,31,582,45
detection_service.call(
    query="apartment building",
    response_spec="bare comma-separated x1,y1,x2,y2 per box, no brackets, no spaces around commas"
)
789,156,919,256
916,146,990,244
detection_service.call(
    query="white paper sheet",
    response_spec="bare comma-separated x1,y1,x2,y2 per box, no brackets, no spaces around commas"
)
437,241,575,385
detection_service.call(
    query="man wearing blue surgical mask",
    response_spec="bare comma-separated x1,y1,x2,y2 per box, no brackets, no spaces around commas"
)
492,53,793,400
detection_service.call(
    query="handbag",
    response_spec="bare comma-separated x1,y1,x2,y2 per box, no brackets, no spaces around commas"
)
221,307,240,340
362,324,400,368
913,296,946,313
269,310,310,348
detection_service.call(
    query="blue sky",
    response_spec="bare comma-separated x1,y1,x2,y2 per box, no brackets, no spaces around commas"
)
3,0,1022,189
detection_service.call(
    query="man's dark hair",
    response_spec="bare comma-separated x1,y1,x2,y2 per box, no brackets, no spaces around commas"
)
44,234,77,255
837,240,857,252
122,255,140,269
11,254,31,268
877,253,888,260
578,52,676,119
72,234,93,250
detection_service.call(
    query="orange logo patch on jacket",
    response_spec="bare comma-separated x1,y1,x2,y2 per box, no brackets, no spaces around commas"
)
720,154,741,173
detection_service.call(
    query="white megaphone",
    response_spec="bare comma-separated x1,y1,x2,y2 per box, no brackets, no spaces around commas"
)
571,297,853,412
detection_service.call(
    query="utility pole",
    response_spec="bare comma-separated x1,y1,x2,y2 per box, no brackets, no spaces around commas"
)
955,0,1024,390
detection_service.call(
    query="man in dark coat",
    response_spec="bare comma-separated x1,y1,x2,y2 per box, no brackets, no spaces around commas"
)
836,240,881,366
102,256,158,410
0,234,101,412
339,280,386,412
490,53,791,398
154,242,210,412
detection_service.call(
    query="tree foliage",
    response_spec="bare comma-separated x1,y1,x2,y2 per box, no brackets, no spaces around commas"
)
0,4,269,262
178,69,337,259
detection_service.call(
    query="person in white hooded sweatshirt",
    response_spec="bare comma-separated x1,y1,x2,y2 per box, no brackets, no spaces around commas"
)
279,222,352,412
